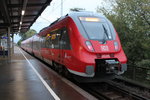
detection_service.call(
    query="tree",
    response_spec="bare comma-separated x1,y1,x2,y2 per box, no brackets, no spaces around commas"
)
17,29,37,45
97,0,150,80
20,29,37,40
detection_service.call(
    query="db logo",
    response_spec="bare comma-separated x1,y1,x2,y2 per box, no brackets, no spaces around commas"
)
101,46,109,51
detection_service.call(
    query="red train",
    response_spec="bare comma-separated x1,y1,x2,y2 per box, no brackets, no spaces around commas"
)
21,12,127,82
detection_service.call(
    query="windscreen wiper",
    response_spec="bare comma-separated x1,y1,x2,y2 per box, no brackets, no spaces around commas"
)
101,25,109,44
102,25,109,39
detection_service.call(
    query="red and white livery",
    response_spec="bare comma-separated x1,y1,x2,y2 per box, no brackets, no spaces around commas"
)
21,12,127,82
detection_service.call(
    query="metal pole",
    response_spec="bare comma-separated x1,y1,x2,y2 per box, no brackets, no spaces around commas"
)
61,0,63,16
7,27,11,62
0,37,1,46
12,33,14,54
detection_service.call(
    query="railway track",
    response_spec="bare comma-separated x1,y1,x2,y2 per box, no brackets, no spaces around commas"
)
28,53,150,100
79,79,150,100
113,77,150,93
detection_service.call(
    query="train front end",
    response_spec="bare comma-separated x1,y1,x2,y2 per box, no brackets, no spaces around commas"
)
69,12,127,81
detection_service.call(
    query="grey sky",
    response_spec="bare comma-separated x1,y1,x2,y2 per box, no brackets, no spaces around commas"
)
31,0,105,32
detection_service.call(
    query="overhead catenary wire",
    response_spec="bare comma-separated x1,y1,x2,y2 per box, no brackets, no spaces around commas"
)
39,16,52,23
34,0,67,24
31,0,68,31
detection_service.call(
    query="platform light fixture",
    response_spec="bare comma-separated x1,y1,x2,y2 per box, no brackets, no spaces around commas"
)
22,10,25,15
18,0,28,32
20,21,22,25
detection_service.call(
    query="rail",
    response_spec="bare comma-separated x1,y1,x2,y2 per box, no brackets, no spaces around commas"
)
78,79,150,100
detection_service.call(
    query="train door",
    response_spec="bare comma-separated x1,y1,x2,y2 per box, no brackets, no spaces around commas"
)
58,29,64,64
44,34,51,60
59,28,71,65
31,37,34,54
40,36,45,58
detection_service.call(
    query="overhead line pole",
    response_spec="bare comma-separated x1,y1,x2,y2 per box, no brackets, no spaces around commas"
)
7,27,11,62
61,0,63,16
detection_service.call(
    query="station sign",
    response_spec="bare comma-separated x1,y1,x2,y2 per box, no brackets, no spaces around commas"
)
1,36,8,39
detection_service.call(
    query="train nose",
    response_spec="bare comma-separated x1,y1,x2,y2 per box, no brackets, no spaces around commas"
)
89,40,120,53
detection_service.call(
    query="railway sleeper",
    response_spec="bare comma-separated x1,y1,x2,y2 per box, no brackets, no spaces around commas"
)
103,91,123,100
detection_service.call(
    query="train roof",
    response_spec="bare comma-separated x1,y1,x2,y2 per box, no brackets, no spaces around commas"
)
49,11,106,27
67,11,106,18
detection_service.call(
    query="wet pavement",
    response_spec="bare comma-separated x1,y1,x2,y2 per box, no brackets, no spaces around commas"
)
0,46,97,100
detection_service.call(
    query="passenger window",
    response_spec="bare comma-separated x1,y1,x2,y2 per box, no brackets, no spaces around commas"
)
51,31,61,49
41,37,46,48
45,35,51,48
43,28,71,50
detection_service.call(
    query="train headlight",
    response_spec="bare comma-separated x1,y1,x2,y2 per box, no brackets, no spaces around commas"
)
85,41,94,51
114,41,119,51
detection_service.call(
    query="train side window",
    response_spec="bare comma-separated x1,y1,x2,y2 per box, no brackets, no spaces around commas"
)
51,31,61,49
41,37,46,48
60,28,71,50
44,33,52,48
45,38,50,48
42,37,45,48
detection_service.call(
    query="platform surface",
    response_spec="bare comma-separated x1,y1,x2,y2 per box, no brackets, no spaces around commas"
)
0,46,97,100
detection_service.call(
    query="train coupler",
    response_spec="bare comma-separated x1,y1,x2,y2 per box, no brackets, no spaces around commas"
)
95,59,121,75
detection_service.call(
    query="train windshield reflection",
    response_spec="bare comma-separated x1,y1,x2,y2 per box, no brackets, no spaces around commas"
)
79,17,114,41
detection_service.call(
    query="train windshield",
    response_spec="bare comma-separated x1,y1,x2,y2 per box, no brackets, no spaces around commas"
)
79,17,115,41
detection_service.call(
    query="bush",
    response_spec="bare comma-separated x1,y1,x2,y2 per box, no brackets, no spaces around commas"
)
136,60,150,69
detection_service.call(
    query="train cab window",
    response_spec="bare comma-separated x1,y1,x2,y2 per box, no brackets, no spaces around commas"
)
78,17,116,41
60,28,71,50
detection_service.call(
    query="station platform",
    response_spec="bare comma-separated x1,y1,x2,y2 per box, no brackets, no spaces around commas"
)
0,46,97,100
